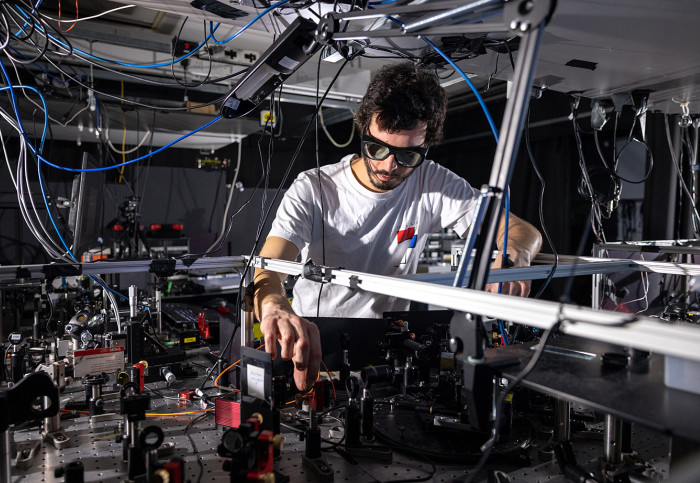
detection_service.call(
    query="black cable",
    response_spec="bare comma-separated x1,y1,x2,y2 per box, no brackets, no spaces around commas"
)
525,109,558,300
314,52,327,318
463,325,558,483
44,287,59,359
593,130,612,170
41,54,236,111
613,137,654,184
170,19,213,89
137,109,158,201
211,58,351,386
184,412,210,483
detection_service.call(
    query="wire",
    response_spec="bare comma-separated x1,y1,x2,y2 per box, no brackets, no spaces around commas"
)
211,59,351,380
570,97,607,243
13,3,208,69
614,137,654,184
40,4,136,23
319,107,355,148
106,127,152,155
525,108,558,301
184,412,211,483
320,359,336,399
210,0,292,45
58,0,78,33
421,37,499,143
464,325,558,483
665,116,700,236
37,116,223,172
206,140,243,253
146,409,214,417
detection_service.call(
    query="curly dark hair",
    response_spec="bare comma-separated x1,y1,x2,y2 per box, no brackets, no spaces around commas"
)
355,62,447,146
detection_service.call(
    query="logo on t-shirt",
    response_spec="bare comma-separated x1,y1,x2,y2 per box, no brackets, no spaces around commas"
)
396,226,417,266
396,227,415,244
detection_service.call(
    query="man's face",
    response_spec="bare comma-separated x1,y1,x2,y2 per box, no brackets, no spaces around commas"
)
360,116,427,192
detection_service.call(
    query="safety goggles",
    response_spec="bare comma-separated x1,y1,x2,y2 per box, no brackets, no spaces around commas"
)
361,131,429,168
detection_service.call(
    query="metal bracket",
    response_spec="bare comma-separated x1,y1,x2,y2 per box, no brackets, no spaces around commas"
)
42,430,71,450
15,440,41,469
149,258,177,278
504,0,557,33
302,260,337,283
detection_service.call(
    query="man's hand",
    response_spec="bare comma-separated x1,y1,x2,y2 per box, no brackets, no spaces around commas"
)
258,299,321,391
484,212,542,297
254,236,321,391
485,250,532,297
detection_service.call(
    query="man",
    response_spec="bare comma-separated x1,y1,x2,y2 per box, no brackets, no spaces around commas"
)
253,62,542,391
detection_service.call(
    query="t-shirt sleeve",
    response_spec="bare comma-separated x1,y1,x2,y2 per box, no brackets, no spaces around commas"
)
267,173,315,252
426,162,481,237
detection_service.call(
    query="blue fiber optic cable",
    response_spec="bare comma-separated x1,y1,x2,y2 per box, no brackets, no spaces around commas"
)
211,0,292,44
421,36,499,143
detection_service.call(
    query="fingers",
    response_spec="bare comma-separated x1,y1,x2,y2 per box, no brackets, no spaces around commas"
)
292,320,322,391
485,281,532,297
259,310,322,391
277,319,297,360
259,311,305,361
259,317,278,360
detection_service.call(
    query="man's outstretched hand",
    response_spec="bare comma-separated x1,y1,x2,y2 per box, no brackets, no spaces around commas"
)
485,249,533,297
258,301,322,391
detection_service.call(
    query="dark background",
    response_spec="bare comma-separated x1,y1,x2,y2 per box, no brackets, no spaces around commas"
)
0,87,687,307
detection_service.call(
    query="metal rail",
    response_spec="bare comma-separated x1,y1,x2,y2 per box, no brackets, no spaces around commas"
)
251,256,700,363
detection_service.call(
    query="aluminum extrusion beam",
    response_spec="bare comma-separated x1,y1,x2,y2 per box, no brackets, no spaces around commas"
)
541,254,700,277
401,0,503,33
0,256,248,281
325,0,502,21
406,259,638,285
252,256,700,363
596,241,700,256
329,22,508,41
408,254,700,285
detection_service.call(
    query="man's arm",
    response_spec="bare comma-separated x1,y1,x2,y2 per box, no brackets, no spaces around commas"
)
485,212,542,296
254,236,321,391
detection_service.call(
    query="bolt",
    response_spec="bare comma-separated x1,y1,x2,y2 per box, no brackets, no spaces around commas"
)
520,0,534,14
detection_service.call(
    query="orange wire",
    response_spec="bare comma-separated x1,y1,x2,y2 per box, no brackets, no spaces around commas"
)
285,387,314,405
58,0,78,33
146,408,214,417
320,360,336,399
60,408,88,414
213,343,266,389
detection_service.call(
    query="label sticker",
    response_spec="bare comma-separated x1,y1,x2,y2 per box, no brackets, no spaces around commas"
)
247,364,266,400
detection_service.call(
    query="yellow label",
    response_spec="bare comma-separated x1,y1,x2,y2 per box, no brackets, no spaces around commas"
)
260,110,276,127
184,337,197,344
504,393,513,402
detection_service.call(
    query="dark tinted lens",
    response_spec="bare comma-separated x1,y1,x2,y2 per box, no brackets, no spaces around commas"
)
364,141,391,160
396,150,423,167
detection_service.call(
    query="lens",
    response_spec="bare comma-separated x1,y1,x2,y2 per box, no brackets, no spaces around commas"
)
396,151,422,167
364,141,390,160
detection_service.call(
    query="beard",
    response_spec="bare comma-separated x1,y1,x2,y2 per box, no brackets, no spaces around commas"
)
362,156,411,191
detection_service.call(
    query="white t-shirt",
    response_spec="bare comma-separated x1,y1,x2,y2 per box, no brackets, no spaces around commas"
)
268,154,480,318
